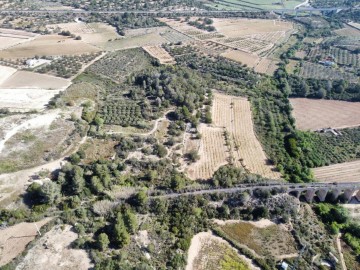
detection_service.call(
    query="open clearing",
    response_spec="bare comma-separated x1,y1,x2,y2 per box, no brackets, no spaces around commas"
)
187,125,228,180
212,92,280,179
290,98,360,131
0,28,37,50
0,35,100,59
215,219,298,259
186,231,259,270
0,218,52,267
16,225,93,270
47,22,120,49
313,160,360,183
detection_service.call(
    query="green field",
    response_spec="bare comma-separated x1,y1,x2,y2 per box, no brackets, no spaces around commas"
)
206,0,304,10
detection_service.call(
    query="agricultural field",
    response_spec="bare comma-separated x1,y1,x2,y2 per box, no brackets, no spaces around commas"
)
87,48,152,82
0,35,100,59
215,219,298,259
104,27,169,51
16,225,93,270
161,17,294,67
308,46,360,68
335,25,360,38
254,58,279,75
290,98,360,130
212,93,281,179
143,45,175,64
186,125,228,180
186,231,258,270
0,28,38,50
0,69,70,111
47,22,120,49
299,62,358,83
0,65,16,84
312,160,360,183
35,52,103,78
0,218,52,267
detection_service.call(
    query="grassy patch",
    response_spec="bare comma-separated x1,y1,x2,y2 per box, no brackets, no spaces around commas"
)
218,221,297,258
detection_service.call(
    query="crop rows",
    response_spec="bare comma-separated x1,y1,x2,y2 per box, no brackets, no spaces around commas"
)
309,46,360,67
231,39,273,54
160,30,193,43
99,101,143,126
299,62,358,82
196,33,225,40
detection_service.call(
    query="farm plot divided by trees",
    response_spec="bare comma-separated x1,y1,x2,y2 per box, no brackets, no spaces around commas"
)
299,62,358,83
308,46,360,68
212,93,280,179
87,49,152,82
290,98,360,130
312,160,360,183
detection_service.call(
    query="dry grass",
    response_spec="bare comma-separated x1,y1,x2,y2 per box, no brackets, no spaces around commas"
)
217,221,297,258
187,125,228,180
79,138,117,164
335,25,360,38
290,98,360,131
186,232,257,270
0,218,52,267
0,35,100,59
212,93,281,179
313,160,360,183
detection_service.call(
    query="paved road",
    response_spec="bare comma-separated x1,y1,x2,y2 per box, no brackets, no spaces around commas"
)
152,181,360,199
0,7,354,15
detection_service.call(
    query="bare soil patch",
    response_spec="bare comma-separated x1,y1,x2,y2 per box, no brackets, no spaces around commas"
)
254,58,279,75
0,28,37,50
0,218,52,267
16,225,93,270
187,125,228,180
290,98,360,131
186,231,258,270
0,71,70,89
212,93,280,179
313,160,360,183
0,65,17,84
335,25,360,38
0,35,100,59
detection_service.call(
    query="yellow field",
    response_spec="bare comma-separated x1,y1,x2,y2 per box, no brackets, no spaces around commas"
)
143,45,175,64
187,125,228,180
290,98,360,130
212,93,280,179
313,160,360,183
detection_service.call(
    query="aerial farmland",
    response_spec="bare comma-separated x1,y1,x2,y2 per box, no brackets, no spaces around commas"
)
0,1,359,270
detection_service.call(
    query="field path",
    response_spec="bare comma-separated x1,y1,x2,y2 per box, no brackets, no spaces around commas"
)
336,234,347,270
